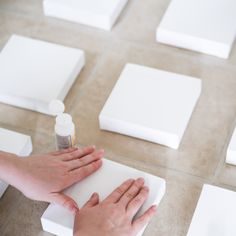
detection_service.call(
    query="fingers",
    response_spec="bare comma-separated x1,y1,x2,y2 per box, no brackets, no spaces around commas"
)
127,186,149,218
104,179,134,204
69,159,103,185
61,146,96,161
67,149,104,171
49,193,78,213
118,178,145,207
83,193,99,208
49,147,78,156
132,205,157,233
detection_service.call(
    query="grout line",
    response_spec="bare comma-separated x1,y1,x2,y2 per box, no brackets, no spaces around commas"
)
212,116,236,184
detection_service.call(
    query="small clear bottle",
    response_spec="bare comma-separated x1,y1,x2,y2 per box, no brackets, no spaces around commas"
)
49,100,76,150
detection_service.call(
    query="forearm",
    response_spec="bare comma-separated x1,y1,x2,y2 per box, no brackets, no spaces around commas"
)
73,231,90,236
0,151,20,184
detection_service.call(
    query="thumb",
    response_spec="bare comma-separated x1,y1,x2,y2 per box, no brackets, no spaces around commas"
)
50,193,78,213
83,192,99,208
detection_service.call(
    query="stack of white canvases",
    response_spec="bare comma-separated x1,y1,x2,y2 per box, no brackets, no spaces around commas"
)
99,63,202,149
156,0,236,58
41,159,166,236
0,35,85,115
0,128,32,198
187,185,236,236
43,0,128,31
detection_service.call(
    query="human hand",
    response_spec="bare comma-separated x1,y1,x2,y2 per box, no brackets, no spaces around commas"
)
1,146,104,212
74,178,157,236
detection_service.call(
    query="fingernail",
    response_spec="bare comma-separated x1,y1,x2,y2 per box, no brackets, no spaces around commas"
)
127,178,135,183
91,145,96,149
91,192,97,198
143,186,149,192
152,205,157,211
137,177,145,184
96,159,103,166
99,149,104,154
96,150,104,157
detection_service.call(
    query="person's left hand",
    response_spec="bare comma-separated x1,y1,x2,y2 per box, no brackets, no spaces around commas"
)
73,178,157,236
2,146,104,212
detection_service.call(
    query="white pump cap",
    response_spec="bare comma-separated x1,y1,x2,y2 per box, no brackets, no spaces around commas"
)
49,100,75,137
49,99,65,116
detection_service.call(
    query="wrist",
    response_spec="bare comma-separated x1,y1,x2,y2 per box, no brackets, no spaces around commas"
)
0,152,21,183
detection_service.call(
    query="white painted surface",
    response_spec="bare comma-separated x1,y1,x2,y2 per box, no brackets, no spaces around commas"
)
0,35,85,115
43,0,128,31
187,184,236,236
41,159,166,236
156,0,236,58
0,128,32,198
226,127,236,165
99,63,201,149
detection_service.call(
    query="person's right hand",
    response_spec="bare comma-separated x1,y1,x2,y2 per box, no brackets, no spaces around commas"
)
74,178,157,236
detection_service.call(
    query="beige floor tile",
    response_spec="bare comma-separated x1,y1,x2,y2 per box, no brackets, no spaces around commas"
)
1,0,236,235
112,0,169,45
0,187,22,231
71,40,236,178
0,0,43,16
0,11,108,135
0,188,50,236
111,0,236,66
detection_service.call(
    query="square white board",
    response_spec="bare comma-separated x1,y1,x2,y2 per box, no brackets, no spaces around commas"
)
226,127,236,165
187,184,236,236
156,0,236,58
0,35,85,115
99,63,201,149
0,128,32,198
43,0,128,31
41,159,166,236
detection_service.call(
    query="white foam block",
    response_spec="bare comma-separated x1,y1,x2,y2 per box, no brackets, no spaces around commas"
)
43,0,128,31
187,184,236,236
156,0,236,58
0,35,85,115
226,127,236,165
0,128,32,198
99,63,201,149
41,159,166,236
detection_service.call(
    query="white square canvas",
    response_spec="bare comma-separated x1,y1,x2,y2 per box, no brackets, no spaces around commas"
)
0,35,85,115
187,184,236,236
99,63,202,149
226,127,236,165
43,0,128,31
156,0,236,58
41,159,166,236
0,128,32,198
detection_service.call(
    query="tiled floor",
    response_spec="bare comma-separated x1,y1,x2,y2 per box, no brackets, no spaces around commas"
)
0,1,236,235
